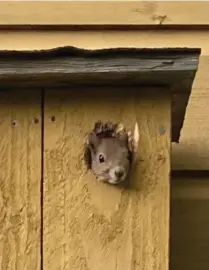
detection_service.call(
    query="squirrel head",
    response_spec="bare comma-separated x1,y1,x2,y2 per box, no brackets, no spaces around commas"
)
84,121,139,185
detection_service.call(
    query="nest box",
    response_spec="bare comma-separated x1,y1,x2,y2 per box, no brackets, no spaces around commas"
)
0,46,200,270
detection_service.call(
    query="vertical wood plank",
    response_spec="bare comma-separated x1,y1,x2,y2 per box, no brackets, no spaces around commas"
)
43,88,170,270
0,89,41,270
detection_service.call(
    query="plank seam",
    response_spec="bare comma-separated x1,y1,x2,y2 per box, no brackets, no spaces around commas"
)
40,89,45,270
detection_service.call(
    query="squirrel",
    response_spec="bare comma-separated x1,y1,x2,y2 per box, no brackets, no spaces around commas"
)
84,120,139,185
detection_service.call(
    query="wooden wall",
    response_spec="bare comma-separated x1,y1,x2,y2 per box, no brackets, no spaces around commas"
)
0,89,41,269
0,1,209,267
43,88,170,270
170,177,209,270
0,29,208,170
0,88,171,269
0,1,209,26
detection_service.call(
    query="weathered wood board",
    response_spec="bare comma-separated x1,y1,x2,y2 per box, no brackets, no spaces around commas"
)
170,177,209,270
0,89,41,269
43,88,170,270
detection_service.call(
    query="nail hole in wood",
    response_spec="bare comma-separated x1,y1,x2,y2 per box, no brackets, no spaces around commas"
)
34,118,39,124
12,120,17,126
51,116,56,122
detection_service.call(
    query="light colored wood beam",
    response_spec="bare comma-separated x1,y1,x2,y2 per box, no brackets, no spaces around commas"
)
43,88,171,270
0,1,209,26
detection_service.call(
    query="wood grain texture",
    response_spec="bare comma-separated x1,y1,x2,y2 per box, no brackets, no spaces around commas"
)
0,89,41,269
43,87,171,270
170,177,209,270
0,1,209,26
0,47,199,75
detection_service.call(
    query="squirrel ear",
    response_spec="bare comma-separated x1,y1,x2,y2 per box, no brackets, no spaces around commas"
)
128,122,140,153
87,132,100,152
133,122,140,153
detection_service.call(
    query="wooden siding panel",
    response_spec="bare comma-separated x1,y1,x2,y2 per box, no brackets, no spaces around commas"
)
171,178,209,270
0,1,209,26
0,89,41,269
43,88,170,270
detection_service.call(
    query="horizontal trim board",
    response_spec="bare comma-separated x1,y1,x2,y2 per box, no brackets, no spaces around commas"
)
1,25,209,31
0,1,209,26
171,177,209,200
0,47,200,74
0,46,200,76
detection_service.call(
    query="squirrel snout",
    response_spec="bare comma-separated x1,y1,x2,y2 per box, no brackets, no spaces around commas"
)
114,167,125,179
109,166,128,184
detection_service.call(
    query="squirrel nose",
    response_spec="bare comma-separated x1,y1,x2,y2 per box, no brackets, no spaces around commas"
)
115,169,124,178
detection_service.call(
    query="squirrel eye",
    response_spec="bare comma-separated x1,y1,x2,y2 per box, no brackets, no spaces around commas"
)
99,154,105,163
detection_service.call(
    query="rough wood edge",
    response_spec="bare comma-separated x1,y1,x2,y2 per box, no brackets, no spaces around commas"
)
0,46,201,57
1,1,209,26
0,30,208,54
0,46,201,143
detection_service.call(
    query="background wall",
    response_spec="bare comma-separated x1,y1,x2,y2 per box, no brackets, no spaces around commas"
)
0,2,209,265
170,177,209,270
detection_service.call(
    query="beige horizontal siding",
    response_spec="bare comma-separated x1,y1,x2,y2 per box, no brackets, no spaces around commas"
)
0,1,209,26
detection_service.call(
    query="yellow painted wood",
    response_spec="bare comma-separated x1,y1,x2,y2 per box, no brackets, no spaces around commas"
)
0,89,41,269
0,1,209,26
43,88,170,270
